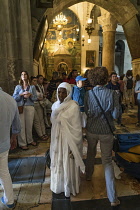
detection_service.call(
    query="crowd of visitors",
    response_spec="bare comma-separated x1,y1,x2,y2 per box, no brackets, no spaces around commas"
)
1,67,140,208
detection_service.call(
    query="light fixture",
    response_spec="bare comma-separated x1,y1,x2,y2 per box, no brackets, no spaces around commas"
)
82,35,85,46
53,12,68,31
85,18,94,42
76,27,80,41
88,38,91,44
76,28,79,33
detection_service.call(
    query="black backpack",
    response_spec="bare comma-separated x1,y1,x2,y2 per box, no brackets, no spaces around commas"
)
126,77,133,89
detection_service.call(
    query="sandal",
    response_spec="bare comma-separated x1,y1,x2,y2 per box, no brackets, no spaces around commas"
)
40,135,48,141
29,141,37,146
43,134,49,139
20,146,29,150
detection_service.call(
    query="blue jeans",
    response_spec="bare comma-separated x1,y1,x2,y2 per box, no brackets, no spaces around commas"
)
86,132,117,202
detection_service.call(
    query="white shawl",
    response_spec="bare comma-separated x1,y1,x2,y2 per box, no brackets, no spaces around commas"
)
50,82,85,173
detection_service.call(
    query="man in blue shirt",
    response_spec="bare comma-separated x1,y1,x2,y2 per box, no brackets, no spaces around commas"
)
0,90,21,208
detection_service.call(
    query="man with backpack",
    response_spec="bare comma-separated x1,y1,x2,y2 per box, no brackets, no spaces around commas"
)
123,70,134,108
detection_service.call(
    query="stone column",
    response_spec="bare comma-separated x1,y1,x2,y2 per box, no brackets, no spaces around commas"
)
33,59,39,76
98,13,117,74
0,0,33,94
16,0,33,76
39,57,44,76
132,58,140,78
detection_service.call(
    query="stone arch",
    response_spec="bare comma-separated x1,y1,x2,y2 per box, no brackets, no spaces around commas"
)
45,0,137,24
33,0,140,61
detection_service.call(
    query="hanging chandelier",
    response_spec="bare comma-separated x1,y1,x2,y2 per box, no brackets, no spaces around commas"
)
53,12,68,31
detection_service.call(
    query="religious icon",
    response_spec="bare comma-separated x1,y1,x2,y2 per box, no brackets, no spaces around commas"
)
86,50,95,67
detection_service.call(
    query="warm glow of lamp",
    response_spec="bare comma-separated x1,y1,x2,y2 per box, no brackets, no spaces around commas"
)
88,38,91,43
82,35,85,46
85,18,94,44
73,38,76,42
87,18,92,24
53,12,68,31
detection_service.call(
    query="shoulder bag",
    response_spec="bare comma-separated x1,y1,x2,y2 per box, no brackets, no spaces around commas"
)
92,90,120,152
18,105,24,114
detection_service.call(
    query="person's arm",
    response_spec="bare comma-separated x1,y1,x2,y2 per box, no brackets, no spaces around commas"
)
29,86,37,101
10,106,21,150
135,81,140,93
13,85,23,101
112,91,120,119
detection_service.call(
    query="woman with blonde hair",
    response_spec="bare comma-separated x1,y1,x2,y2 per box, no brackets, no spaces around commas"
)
13,71,37,150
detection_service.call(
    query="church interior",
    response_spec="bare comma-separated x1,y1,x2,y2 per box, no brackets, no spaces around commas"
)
0,0,140,209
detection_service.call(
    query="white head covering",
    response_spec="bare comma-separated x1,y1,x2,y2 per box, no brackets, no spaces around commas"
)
56,82,72,102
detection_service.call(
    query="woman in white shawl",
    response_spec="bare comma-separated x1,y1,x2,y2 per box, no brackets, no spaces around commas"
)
50,82,85,197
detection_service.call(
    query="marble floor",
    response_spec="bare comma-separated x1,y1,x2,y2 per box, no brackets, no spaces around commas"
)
0,106,140,210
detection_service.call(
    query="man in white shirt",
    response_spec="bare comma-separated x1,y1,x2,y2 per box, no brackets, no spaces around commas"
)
0,90,21,208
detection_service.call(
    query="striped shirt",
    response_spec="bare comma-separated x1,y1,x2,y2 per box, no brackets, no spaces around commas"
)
85,86,120,134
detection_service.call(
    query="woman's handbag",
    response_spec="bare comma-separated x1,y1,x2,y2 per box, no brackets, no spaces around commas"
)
18,106,24,114
18,95,27,114
92,90,120,152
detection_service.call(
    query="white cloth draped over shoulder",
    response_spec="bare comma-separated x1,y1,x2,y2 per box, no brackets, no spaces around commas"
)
50,82,85,197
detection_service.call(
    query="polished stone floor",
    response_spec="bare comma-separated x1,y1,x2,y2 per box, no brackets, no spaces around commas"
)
0,106,140,209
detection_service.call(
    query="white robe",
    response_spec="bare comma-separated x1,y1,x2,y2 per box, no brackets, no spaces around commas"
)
50,94,85,197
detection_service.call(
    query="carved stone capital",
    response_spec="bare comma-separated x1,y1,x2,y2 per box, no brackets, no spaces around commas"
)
98,13,117,32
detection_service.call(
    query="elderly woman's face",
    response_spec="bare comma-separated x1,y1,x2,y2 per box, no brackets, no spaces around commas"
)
58,88,67,103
